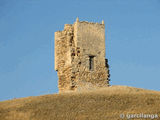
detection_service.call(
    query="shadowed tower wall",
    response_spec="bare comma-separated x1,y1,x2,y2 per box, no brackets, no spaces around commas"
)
55,18,110,92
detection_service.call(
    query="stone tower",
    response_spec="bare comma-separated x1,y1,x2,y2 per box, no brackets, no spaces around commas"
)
54,18,110,92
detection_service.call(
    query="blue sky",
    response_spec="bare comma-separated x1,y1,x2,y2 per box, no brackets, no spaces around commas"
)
0,0,160,101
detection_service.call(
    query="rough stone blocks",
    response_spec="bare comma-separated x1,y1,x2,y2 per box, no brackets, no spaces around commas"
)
55,18,110,92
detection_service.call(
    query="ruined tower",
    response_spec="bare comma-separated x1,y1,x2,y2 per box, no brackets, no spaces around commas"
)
54,18,110,92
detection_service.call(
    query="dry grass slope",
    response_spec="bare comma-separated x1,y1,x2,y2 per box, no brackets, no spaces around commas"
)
0,86,160,120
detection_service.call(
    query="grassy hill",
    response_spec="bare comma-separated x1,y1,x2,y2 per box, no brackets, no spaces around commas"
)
0,86,160,120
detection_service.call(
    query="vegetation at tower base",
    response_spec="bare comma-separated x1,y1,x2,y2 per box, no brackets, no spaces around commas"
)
1,86,160,120
55,19,110,92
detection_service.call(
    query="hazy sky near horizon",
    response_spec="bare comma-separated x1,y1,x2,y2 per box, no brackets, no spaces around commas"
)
0,0,160,101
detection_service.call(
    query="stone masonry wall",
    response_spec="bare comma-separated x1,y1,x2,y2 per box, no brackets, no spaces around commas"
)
73,21,109,91
55,24,73,92
55,19,110,92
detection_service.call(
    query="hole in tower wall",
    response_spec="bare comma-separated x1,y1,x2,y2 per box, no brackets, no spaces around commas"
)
77,50,80,53
71,53,75,56
69,36,74,46
71,86,75,90
89,56,94,71
105,59,109,68
77,50,80,56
